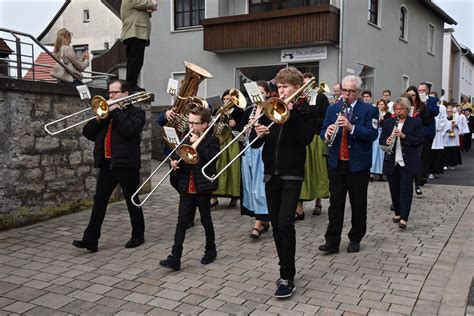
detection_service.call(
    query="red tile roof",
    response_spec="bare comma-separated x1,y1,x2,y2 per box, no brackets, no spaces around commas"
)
23,52,56,81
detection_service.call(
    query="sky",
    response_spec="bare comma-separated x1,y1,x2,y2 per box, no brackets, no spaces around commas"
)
0,0,473,48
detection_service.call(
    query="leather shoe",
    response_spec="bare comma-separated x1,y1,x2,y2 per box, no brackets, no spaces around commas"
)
347,241,360,253
159,255,181,271
72,240,98,252
318,243,339,254
125,237,145,248
201,251,217,264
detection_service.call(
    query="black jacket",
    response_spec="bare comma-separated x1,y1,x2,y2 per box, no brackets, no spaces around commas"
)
250,100,318,177
380,116,424,175
82,105,146,169
315,93,330,135
171,133,220,194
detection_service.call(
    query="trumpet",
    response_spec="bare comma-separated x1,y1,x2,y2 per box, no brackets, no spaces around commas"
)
325,98,349,148
176,88,247,165
380,116,400,159
44,91,151,135
131,129,194,207
201,77,317,182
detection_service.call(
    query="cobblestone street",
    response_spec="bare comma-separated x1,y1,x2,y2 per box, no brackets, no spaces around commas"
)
0,158,473,315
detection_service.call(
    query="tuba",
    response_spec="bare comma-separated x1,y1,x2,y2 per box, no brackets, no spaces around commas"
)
165,61,213,140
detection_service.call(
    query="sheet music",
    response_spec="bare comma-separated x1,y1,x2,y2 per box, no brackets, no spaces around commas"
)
163,126,180,146
244,82,264,104
167,78,179,96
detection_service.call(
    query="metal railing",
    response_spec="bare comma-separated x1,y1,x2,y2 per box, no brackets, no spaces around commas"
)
0,28,116,88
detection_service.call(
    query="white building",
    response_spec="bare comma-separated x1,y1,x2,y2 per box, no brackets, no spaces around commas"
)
442,28,473,103
37,0,122,73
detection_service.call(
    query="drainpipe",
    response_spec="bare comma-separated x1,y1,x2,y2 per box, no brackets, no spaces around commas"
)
338,0,344,82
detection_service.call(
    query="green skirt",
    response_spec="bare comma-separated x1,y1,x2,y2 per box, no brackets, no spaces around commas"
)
213,136,241,197
300,135,329,200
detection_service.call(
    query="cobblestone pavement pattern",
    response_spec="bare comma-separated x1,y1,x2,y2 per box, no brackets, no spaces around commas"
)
0,157,473,315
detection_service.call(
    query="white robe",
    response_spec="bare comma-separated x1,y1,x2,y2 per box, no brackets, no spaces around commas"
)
457,113,470,134
443,115,463,147
432,104,448,150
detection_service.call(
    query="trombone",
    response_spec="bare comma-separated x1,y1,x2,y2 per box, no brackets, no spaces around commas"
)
131,129,194,207
176,88,247,165
44,91,151,135
201,77,317,182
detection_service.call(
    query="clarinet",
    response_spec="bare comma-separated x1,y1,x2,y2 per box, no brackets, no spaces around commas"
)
381,116,400,161
325,99,349,148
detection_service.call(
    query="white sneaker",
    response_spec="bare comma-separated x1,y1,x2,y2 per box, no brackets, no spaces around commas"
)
443,167,448,171
428,174,435,179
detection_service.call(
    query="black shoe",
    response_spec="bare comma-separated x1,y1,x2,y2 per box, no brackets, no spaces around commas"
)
295,211,305,221
159,255,181,271
318,243,339,254
274,278,295,298
131,85,146,92
347,241,360,253
415,187,423,196
201,250,217,264
125,236,145,248
72,240,98,252
261,222,270,233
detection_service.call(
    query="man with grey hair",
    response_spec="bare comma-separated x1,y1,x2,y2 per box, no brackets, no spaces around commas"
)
319,75,379,254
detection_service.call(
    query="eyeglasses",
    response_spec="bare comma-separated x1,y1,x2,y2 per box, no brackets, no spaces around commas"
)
188,121,203,126
109,91,123,96
341,89,358,94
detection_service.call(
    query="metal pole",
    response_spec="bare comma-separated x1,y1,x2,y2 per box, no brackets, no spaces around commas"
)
15,37,21,79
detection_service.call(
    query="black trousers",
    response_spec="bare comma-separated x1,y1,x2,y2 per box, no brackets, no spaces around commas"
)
421,135,435,176
124,37,147,88
172,193,216,258
325,161,369,246
265,176,302,282
465,133,472,151
387,165,414,221
83,167,144,242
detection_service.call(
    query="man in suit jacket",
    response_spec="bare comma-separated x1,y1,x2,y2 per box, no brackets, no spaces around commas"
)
319,75,379,254
418,82,439,180
121,0,157,92
465,108,473,152
380,97,424,229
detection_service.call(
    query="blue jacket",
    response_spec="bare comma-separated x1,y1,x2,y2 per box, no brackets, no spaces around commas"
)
320,99,379,172
380,116,424,175
424,96,439,137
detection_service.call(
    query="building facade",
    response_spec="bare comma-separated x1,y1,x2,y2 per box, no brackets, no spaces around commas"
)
38,0,122,72
143,0,455,106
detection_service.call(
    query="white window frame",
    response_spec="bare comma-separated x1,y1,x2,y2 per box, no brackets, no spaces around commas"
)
399,5,408,42
427,23,436,56
355,62,376,96
367,0,381,28
170,0,207,33
402,74,410,91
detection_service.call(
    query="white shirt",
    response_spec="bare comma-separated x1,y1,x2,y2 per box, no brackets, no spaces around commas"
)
395,121,405,167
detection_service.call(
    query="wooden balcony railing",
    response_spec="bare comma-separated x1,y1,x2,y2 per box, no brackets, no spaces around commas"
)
202,5,339,52
92,40,126,74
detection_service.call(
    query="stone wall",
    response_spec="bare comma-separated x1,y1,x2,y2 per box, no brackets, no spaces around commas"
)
151,105,171,161
0,78,151,230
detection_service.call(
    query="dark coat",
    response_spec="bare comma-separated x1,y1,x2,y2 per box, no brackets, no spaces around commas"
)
380,116,424,175
171,133,220,194
251,100,318,177
82,105,146,169
321,99,379,172
315,93,330,135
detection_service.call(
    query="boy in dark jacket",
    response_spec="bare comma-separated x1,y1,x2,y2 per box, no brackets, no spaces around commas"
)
160,107,220,271
73,79,146,252
251,67,318,298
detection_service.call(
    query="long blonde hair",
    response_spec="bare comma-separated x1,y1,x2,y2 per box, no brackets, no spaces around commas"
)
53,28,72,54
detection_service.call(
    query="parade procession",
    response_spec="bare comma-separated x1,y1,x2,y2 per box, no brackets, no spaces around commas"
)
0,0,473,315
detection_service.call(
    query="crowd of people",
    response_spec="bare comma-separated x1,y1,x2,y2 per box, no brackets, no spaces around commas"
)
53,0,474,301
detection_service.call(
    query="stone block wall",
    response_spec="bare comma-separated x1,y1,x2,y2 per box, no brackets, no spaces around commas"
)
0,78,151,230
151,105,171,161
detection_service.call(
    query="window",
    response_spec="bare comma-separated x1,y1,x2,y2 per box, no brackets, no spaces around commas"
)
73,45,88,59
104,42,109,50
402,75,409,91
174,0,205,29
400,6,407,41
356,63,375,95
83,9,90,22
427,23,435,55
368,0,378,25
249,0,328,13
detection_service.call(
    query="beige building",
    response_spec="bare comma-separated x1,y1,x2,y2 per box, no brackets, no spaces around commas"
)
37,0,122,73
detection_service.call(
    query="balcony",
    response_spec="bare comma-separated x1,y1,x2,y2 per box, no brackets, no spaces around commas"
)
202,5,339,52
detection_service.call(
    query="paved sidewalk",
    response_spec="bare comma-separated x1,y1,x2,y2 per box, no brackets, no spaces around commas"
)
0,162,472,315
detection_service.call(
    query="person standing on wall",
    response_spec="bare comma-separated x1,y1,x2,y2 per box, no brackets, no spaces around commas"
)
121,0,157,93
